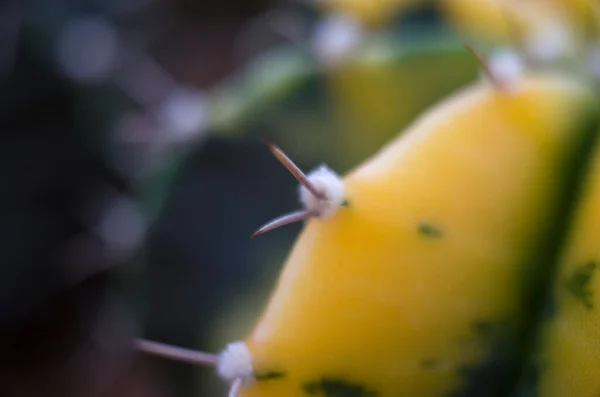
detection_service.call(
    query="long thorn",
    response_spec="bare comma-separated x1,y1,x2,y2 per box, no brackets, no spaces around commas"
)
464,43,504,90
135,338,218,367
251,209,315,239
228,378,243,397
262,140,326,200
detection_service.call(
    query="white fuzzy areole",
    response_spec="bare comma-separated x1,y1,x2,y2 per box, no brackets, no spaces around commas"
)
487,48,525,90
298,164,345,219
311,13,364,67
217,341,254,382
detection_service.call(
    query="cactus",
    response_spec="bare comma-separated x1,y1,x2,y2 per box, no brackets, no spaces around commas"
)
213,72,599,397
134,2,600,397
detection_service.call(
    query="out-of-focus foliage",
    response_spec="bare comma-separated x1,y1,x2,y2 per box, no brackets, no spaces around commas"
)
322,27,478,170
210,46,317,134
209,27,479,172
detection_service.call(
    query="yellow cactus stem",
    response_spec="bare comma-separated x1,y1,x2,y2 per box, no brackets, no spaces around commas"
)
517,127,600,397
549,0,600,37
320,33,482,171
439,0,577,48
312,0,424,29
218,71,599,397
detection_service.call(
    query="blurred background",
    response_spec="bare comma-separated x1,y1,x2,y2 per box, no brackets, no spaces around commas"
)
0,0,594,396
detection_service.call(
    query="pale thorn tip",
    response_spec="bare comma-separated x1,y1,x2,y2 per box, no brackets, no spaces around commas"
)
263,140,326,200
251,209,316,239
464,43,506,91
134,338,218,367
299,164,345,219
228,378,244,397
217,341,254,383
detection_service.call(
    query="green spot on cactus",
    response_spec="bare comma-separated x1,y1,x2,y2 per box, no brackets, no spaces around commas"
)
450,320,519,397
256,371,286,381
565,261,597,310
302,378,377,397
472,320,494,338
418,222,443,238
421,358,439,369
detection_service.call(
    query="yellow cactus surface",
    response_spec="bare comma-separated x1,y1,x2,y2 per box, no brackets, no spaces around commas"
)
323,39,478,171
528,129,600,397
235,74,598,396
